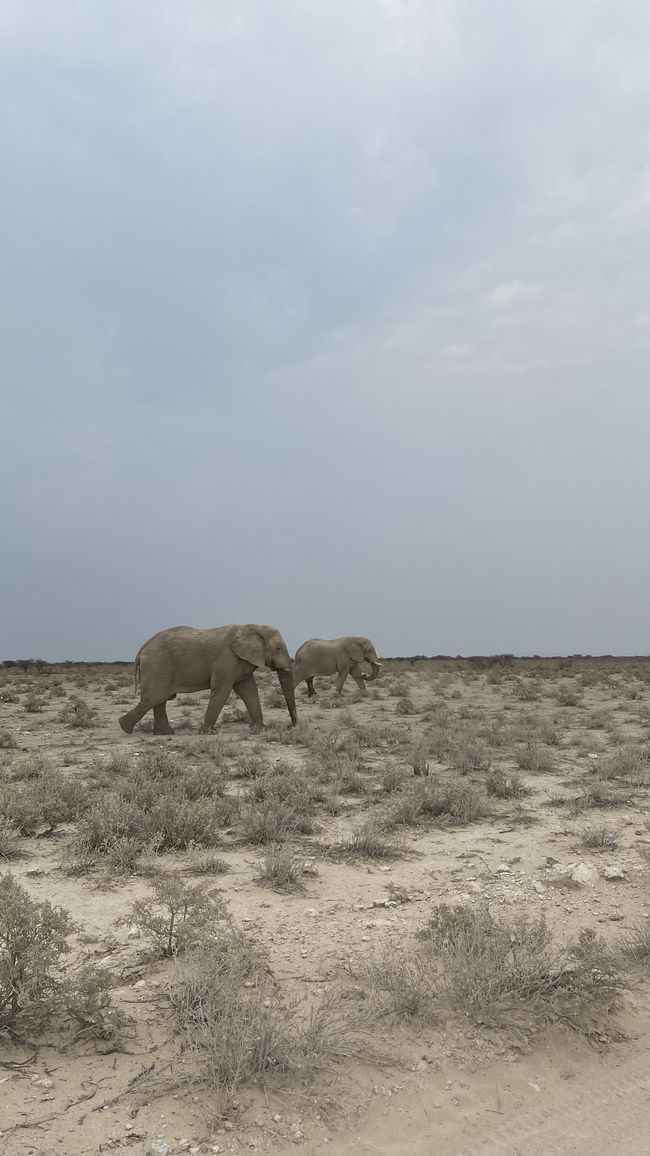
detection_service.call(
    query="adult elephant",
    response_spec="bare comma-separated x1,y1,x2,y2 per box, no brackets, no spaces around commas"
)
118,624,297,735
293,636,382,698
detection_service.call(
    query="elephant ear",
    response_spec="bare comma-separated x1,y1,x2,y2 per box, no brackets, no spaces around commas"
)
345,639,366,664
231,626,266,669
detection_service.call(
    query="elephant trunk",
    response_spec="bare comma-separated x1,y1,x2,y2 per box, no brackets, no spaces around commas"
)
366,661,383,682
277,668,298,726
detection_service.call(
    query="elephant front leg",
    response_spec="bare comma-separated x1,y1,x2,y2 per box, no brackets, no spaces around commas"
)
335,669,349,695
233,674,264,729
306,677,316,698
153,702,175,735
349,663,368,695
200,683,233,734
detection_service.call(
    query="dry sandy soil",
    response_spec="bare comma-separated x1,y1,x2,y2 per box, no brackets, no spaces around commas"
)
1,657,649,1156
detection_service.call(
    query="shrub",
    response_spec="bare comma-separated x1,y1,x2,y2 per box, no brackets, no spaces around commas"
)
599,745,649,785
0,730,17,750
58,696,98,727
486,769,529,799
579,823,618,850
0,819,21,860
451,739,490,774
0,768,83,835
24,693,44,713
361,904,624,1038
619,919,650,965
338,818,402,860
170,933,371,1103
0,872,75,1034
255,843,306,891
410,742,430,777
516,739,554,774
120,875,228,958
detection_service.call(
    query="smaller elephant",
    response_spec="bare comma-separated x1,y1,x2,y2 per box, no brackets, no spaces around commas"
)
118,623,297,735
293,636,382,698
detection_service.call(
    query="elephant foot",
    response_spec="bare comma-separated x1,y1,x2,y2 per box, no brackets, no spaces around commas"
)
118,715,134,735
153,723,175,736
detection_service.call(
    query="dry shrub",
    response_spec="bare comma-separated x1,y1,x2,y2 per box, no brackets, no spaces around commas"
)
0,765,83,835
486,769,529,799
451,738,490,774
599,745,649,786
255,843,306,891
385,778,486,828
338,818,402,860
361,904,624,1039
0,873,116,1040
170,931,372,1104
410,742,430,777
57,696,98,727
619,919,650,965
0,818,21,860
120,875,227,958
0,730,17,750
516,739,554,774
579,823,618,850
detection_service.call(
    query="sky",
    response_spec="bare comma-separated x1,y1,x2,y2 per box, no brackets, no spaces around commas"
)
1,0,649,660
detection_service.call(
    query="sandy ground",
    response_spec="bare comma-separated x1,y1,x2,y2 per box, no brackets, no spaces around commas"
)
1,657,649,1156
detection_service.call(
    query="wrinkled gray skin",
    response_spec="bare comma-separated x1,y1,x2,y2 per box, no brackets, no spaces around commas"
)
293,636,382,698
118,624,297,735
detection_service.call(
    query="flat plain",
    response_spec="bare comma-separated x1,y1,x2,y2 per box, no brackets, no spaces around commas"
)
1,657,649,1155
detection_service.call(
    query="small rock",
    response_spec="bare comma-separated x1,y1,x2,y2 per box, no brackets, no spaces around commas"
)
273,1114,282,1123
570,864,597,886
496,864,511,874
147,1142,172,1156
179,1143,191,1152
127,926,141,939
533,881,546,894
31,1076,53,1089
587,753,599,760
223,1122,234,1132
603,866,627,882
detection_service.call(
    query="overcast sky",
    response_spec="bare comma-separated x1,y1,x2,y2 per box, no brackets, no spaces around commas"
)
1,1,649,659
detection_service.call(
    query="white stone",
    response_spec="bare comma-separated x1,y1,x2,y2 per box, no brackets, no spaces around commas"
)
603,865,628,881
147,1142,172,1156
570,864,597,886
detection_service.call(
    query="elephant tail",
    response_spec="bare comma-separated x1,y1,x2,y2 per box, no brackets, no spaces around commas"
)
134,653,141,695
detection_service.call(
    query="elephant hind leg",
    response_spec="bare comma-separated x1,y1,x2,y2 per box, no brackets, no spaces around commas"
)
119,700,154,734
153,702,174,735
349,663,368,695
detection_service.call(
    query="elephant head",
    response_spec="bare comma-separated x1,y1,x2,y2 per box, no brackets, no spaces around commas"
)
346,638,383,682
230,624,297,725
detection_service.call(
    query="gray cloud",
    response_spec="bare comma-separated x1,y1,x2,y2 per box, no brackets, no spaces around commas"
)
1,1,649,658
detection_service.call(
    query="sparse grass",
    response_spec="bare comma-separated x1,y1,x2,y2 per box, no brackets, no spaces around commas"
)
516,739,554,774
186,850,230,876
486,769,530,799
619,919,650,965
599,745,649,786
451,738,490,774
0,818,21,860
579,823,618,850
254,843,306,891
385,777,487,828
337,817,402,860
410,741,430,777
